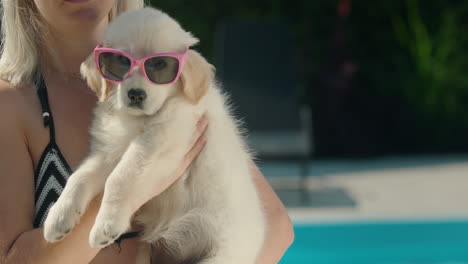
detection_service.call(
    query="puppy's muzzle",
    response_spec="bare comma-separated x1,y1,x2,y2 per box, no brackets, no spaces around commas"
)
128,88,147,108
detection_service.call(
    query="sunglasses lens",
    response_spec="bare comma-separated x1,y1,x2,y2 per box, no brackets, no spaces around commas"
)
144,56,180,84
98,52,131,81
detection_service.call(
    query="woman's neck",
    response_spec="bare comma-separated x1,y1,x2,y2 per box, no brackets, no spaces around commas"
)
42,17,108,79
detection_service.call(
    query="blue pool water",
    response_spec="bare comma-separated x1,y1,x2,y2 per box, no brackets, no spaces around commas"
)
281,220,468,264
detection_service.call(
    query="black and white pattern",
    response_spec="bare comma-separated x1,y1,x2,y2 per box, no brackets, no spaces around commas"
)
33,144,71,228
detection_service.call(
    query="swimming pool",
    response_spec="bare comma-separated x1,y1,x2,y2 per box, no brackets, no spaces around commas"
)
281,219,468,264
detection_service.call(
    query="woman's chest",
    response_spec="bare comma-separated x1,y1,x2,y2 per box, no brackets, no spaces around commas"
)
26,86,97,171
23,81,141,262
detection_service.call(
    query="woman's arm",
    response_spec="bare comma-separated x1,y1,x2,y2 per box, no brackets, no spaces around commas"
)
0,86,105,264
0,84,208,264
0,93,97,264
250,161,295,264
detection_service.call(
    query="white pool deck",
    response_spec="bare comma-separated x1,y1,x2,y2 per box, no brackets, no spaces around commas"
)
259,155,468,223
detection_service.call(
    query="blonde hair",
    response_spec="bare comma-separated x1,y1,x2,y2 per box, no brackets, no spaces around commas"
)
0,0,145,86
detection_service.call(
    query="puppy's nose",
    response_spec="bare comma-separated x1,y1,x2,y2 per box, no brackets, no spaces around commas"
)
128,88,147,104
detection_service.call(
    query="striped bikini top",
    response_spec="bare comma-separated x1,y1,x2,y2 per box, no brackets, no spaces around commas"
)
33,74,72,228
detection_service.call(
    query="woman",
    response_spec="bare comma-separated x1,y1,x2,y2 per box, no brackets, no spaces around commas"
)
0,0,293,263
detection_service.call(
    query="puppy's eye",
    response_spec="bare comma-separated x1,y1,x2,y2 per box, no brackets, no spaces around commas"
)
146,58,167,71
115,54,131,68
100,52,131,70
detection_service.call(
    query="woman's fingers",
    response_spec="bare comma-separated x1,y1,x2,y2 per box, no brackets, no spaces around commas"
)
177,134,207,178
174,117,208,181
150,116,207,197
185,133,207,165
136,134,207,212
188,114,208,149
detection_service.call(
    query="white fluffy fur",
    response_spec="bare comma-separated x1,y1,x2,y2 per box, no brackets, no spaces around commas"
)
43,7,265,264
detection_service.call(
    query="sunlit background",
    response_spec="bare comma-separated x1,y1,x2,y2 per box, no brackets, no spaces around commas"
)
149,0,468,263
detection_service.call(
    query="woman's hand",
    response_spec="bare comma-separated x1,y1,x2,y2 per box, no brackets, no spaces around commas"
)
131,115,208,213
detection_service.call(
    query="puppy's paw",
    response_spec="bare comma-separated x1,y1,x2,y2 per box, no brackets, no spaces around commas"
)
43,198,83,243
89,207,131,248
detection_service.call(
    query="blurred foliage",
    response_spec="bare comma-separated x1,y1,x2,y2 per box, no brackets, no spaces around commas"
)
146,0,468,153
348,0,468,151
387,0,468,124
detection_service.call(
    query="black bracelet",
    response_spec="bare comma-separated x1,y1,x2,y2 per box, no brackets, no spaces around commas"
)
114,231,141,252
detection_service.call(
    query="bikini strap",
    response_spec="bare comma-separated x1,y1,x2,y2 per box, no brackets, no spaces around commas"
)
35,74,56,143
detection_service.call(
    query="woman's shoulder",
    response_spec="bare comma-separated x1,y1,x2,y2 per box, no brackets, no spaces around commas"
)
0,79,24,115
0,78,29,102
0,79,37,127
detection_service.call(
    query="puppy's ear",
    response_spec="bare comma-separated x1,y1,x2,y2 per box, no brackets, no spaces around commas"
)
80,55,114,102
180,50,214,103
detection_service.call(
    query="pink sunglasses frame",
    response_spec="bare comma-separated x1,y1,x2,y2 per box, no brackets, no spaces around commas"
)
93,44,188,85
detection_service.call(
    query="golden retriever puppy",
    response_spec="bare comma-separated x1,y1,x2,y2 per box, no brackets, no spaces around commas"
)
43,7,265,264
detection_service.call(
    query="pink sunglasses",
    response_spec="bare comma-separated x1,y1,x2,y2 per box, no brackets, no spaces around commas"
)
94,45,188,85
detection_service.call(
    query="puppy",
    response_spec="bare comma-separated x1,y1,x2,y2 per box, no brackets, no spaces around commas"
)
43,7,265,264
